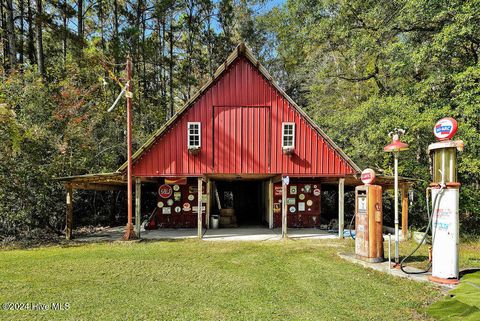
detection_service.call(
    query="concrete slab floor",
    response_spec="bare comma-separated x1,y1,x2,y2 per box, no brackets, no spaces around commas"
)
74,226,338,242
338,253,456,289
74,227,198,242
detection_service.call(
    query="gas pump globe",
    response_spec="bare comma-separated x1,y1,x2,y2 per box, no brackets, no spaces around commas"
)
428,117,464,284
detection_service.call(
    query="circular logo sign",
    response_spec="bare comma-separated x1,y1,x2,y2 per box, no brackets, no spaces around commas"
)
183,203,191,212
175,206,181,213
289,206,296,213
361,168,376,185
313,189,321,196
158,184,173,199
434,117,458,140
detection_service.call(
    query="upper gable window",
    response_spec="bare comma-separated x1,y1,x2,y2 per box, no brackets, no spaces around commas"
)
187,122,201,149
282,122,295,148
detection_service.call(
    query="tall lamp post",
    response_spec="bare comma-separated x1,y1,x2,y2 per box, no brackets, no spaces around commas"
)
106,55,136,240
384,129,409,267
123,55,136,240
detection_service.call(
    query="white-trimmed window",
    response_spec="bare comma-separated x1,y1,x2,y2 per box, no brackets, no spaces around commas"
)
282,122,295,148
187,122,201,148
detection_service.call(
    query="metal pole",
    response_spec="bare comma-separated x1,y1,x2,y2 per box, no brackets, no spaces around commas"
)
124,55,135,240
388,233,391,269
394,152,399,265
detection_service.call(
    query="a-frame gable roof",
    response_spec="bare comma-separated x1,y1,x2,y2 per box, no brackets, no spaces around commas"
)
118,43,360,173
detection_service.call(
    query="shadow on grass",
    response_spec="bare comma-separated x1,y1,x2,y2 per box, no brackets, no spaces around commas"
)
0,236,197,251
460,268,480,278
400,255,429,263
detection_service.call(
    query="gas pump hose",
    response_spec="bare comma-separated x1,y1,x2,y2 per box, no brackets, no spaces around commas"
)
348,214,356,240
400,186,444,274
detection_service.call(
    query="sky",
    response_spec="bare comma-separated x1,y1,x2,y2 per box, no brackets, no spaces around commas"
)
253,0,286,14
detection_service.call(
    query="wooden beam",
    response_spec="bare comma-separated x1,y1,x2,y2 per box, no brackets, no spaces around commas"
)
338,178,345,239
268,179,273,229
272,175,283,184
401,184,409,240
66,184,73,240
135,177,141,238
282,179,287,238
70,183,125,191
197,177,203,239
206,178,211,229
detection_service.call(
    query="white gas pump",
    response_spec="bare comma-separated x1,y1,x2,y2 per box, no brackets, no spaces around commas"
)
428,117,464,284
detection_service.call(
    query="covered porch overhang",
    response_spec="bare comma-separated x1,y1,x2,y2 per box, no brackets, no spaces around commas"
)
55,172,417,241
54,172,129,240
54,172,156,240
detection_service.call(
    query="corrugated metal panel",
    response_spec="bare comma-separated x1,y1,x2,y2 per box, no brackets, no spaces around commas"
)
133,57,357,177
213,106,270,174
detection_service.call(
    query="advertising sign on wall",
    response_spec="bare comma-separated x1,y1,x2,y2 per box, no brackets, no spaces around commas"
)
158,184,173,198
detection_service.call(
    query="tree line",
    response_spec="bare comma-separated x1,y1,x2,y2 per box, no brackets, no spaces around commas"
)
0,0,478,240
259,0,480,233
0,0,266,239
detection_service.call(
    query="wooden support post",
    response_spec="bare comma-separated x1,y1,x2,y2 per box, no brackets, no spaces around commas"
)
268,179,273,229
206,178,211,229
66,184,73,240
401,184,409,240
135,177,141,238
197,177,203,239
281,179,287,238
338,178,345,239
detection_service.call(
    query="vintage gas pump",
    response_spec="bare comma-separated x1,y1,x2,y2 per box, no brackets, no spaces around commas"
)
355,169,384,263
428,117,464,284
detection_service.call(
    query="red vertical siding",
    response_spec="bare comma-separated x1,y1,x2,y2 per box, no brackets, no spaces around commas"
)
132,57,356,177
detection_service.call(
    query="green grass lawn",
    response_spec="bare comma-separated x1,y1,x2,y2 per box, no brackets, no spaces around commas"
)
0,239,443,320
341,237,480,271
343,237,480,321
398,238,480,271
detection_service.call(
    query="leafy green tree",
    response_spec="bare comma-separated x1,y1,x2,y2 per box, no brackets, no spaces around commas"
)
259,0,480,233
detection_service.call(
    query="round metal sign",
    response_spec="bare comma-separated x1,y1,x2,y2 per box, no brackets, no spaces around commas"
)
361,168,376,185
158,184,173,199
434,117,457,140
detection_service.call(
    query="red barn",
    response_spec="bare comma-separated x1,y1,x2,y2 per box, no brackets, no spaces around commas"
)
114,43,360,232
59,43,415,240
